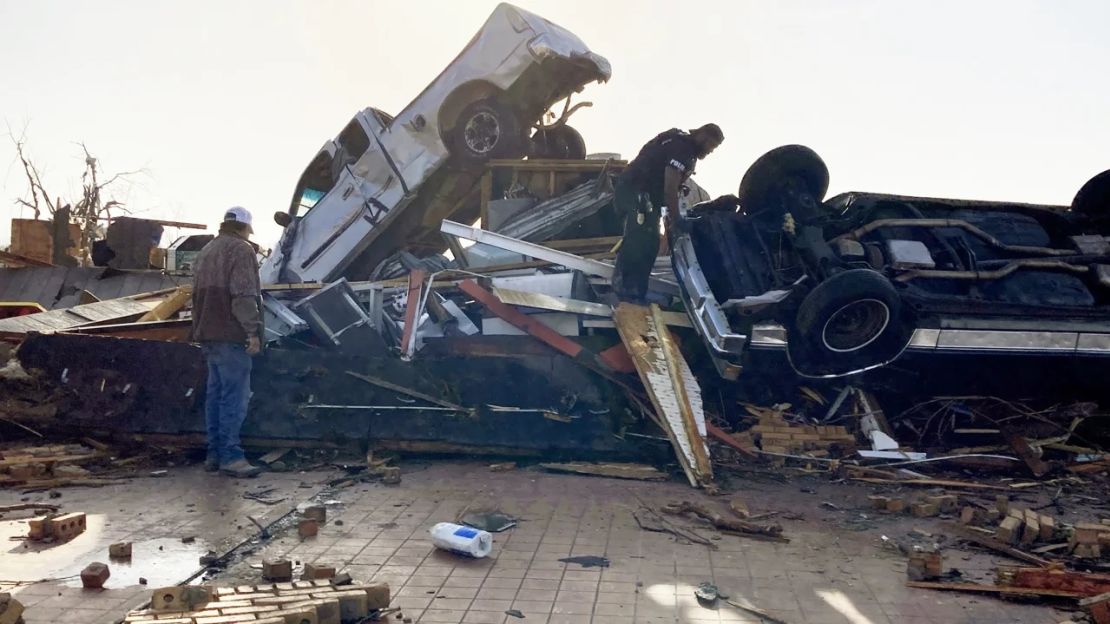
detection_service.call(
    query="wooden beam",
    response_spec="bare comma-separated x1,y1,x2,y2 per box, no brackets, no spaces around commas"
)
906,580,1084,599
0,249,54,267
706,423,759,460
98,217,207,229
345,370,469,412
137,285,193,322
458,279,585,361
400,269,427,360
949,523,1050,566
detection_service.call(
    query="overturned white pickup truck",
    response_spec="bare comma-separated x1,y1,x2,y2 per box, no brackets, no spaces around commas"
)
261,3,611,285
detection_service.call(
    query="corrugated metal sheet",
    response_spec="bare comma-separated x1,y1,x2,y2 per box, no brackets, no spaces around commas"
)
0,267,190,309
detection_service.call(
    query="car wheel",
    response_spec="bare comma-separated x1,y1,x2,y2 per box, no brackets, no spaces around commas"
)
530,125,587,160
451,99,524,164
787,269,912,377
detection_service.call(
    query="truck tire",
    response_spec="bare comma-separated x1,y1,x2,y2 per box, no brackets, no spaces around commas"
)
451,99,524,164
1072,169,1110,223
530,125,587,160
787,269,911,377
737,145,829,219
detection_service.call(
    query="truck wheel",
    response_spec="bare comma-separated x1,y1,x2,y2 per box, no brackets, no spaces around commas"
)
530,125,587,160
787,269,911,377
451,99,524,164
1072,169,1110,223
737,145,829,219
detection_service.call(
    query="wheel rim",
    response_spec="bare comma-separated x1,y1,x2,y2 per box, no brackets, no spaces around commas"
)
463,111,501,155
821,298,890,353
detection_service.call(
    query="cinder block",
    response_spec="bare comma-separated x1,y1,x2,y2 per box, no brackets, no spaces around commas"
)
1075,543,1103,559
80,562,110,589
868,495,889,510
277,608,317,624
926,495,959,514
109,542,133,559
911,502,938,518
998,516,1022,544
363,582,390,610
995,495,1009,514
49,512,87,541
302,506,326,523
151,585,216,612
1074,523,1105,545
302,564,335,580
298,519,318,539
264,559,294,582
329,590,369,621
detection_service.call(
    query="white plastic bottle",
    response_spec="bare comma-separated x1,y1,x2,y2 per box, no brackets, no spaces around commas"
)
429,522,493,558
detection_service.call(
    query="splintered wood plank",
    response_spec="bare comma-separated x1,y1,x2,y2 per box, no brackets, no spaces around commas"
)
613,302,711,487
538,462,667,481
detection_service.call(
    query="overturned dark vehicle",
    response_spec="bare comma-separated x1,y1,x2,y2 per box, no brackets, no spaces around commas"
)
673,145,1110,379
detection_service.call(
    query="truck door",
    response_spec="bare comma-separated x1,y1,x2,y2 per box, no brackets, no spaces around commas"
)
287,111,406,282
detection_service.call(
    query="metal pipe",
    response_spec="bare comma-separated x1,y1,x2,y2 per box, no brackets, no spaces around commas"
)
894,258,1089,282
835,218,1074,257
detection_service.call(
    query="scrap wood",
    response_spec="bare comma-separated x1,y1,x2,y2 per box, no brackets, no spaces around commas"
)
663,500,786,541
632,506,717,550
346,370,469,412
1003,565,1110,597
0,503,59,514
850,476,1009,490
538,462,667,481
727,497,750,519
906,580,1084,599
0,452,101,468
257,448,292,465
725,598,790,624
948,523,1050,566
1001,427,1053,477
20,478,123,493
136,285,193,322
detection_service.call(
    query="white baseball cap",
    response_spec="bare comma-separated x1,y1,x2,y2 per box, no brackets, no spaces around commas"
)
223,206,253,227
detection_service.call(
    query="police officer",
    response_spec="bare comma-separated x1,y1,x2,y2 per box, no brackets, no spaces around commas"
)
612,124,724,301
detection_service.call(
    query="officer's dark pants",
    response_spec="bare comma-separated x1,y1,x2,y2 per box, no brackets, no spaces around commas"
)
612,184,659,302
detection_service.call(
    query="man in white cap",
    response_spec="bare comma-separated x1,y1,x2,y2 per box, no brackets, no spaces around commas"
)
191,207,263,478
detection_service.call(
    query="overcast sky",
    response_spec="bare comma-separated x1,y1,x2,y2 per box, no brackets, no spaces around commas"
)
1,0,1108,249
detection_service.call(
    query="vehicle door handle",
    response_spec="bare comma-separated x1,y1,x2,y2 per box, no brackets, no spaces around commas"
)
342,185,354,200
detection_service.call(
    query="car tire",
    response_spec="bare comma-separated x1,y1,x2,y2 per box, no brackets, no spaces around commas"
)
737,145,830,219
787,269,912,377
451,99,524,164
530,125,587,160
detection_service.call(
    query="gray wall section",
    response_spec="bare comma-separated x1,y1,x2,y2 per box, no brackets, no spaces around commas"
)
0,267,191,309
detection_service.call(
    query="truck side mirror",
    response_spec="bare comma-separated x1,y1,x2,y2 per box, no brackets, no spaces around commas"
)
274,212,292,227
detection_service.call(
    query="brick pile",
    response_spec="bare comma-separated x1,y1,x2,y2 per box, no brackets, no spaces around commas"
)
124,579,389,624
749,412,857,458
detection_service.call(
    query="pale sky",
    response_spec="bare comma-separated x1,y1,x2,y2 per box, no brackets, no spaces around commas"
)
2,0,1108,250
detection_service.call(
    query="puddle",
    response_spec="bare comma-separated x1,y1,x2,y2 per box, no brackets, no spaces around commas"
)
1,515,210,589
60,537,209,588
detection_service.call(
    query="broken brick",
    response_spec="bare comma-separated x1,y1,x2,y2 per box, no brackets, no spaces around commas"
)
995,495,1010,515
1020,511,1040,545
959,506,980,525
1039,514,1056,541
885,499,906,514
109,542,132,559
379,467,401,485
150,585,216,612
363,582,390,610
868,495,890,511
303,506,326,523
49,512,87,541
80,562,110,589
1073,523,1105,546
0,593,24,624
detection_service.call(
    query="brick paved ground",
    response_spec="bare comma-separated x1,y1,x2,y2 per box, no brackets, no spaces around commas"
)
1,462,1076,623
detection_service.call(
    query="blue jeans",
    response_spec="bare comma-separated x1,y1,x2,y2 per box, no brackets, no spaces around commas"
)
202,342,252,465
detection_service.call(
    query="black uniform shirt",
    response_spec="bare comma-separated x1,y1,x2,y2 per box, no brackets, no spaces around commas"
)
617,128,700,207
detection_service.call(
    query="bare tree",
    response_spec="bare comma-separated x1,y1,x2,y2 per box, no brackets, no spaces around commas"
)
10,136,141,266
